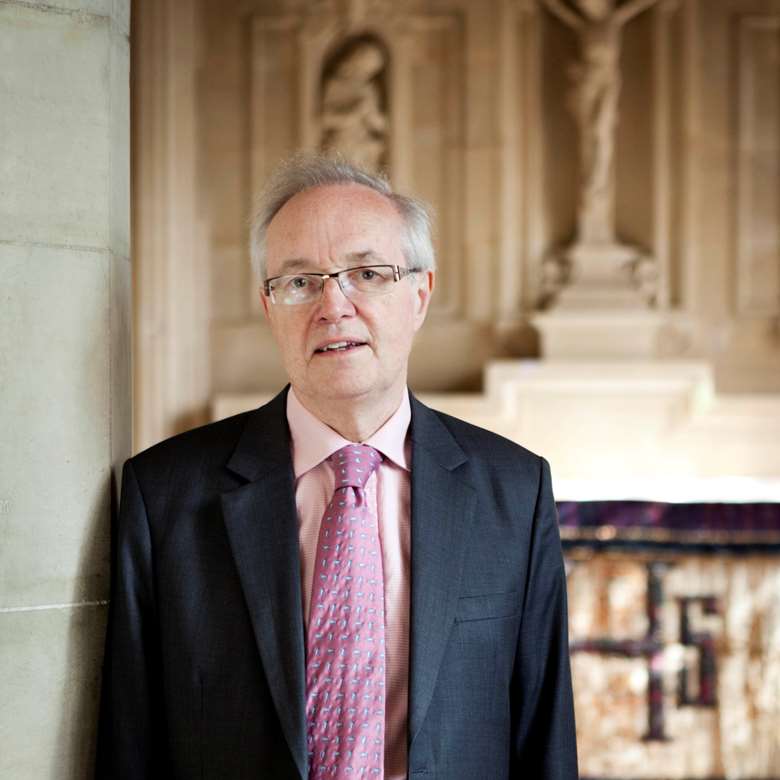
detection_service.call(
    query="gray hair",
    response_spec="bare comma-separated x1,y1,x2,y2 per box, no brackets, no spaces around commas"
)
249,153,436,281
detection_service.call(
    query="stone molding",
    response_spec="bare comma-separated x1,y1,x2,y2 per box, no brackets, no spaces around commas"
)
211,358,780,502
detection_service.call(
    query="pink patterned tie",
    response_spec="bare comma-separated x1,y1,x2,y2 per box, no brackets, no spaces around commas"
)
306,444,385,779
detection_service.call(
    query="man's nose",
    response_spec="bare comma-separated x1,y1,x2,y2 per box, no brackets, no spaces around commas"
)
317,277,356,320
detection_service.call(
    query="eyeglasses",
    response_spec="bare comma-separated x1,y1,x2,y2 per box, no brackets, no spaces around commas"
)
263,264,420,305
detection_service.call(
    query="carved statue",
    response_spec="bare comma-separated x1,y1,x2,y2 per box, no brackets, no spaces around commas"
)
320,40,388,172
542,0,660,246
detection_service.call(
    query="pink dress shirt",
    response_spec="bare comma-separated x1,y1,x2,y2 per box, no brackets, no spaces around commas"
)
286,388,411,780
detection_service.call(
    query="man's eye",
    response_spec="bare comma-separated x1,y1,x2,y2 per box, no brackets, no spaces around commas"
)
359,269,377,281
289,276,309,289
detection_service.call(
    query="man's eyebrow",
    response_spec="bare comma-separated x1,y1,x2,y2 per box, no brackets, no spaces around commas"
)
275,258,312,274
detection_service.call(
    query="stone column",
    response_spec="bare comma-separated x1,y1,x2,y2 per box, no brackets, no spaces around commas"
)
0,1,130,777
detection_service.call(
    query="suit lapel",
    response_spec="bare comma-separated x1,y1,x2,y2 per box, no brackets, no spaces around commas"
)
407,397,476,745
218,390,476,771
220,389,308,779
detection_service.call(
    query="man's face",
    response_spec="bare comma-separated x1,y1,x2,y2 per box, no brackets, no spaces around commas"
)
260,183,434,410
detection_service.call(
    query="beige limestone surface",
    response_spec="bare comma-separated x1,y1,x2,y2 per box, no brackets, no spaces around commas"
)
0,0,130,777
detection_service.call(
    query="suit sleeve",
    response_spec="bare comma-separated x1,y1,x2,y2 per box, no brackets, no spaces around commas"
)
96,459,169,778
509,456,578,778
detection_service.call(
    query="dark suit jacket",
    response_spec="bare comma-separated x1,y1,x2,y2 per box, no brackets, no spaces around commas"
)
97,388,577,779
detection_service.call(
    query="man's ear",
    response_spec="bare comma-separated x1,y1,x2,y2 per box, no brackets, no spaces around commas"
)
413,270,435,331
259,287,271,321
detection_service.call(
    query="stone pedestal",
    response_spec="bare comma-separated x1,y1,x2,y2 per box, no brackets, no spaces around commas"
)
536,242,668,358
550,243,656,309
531,309,694,359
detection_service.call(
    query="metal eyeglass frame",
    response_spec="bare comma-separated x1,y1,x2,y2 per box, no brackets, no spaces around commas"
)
263,264,420,303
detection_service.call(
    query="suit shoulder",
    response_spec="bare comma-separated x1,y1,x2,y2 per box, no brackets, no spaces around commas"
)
129,409,254,475
430,407,544,469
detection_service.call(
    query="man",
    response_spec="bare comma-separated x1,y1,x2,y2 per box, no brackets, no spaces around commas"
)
98,155,578,779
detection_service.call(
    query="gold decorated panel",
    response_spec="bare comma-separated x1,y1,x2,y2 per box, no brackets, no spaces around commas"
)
568,554,780,779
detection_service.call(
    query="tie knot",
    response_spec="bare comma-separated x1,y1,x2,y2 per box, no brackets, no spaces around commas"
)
329,444,382,490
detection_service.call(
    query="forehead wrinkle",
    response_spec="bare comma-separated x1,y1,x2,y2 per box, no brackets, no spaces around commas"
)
344,250,387,265
275,250,389,276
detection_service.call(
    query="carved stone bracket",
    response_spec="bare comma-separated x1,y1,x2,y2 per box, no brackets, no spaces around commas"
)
542,242,659,310
534,239,666,358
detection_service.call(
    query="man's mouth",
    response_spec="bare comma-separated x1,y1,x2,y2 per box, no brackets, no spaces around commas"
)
314,340,367,355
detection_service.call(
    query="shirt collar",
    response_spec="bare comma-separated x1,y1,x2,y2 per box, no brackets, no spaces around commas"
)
286,387,411,478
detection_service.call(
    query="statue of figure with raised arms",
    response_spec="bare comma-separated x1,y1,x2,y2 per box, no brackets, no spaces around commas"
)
542,0,660,245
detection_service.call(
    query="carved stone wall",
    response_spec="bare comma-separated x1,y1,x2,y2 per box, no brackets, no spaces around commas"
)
193,0,780,406
134,0,780,447
687,0,780,392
